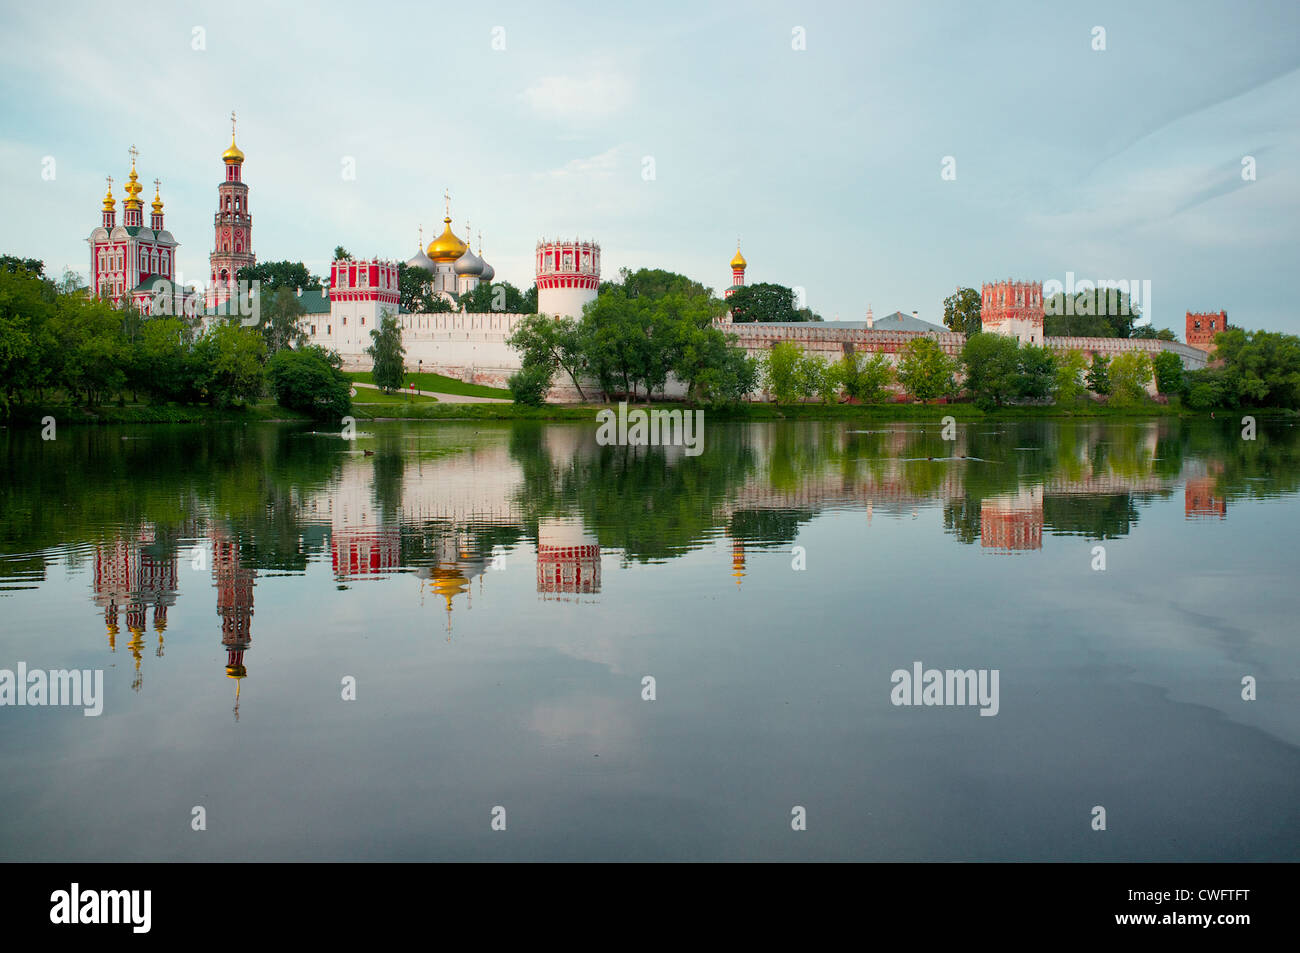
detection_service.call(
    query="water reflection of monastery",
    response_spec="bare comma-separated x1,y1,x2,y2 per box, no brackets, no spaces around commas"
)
86,420,1231,705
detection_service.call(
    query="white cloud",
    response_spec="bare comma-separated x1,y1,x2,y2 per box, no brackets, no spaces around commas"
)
521,70,631,122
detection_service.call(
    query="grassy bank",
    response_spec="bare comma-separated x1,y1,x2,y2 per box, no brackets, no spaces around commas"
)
4,400,313,426
345,371,510,399
6,398,1291,427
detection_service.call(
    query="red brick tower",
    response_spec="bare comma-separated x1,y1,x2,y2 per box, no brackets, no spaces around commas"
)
1185,310,1228,353
980,280,1044,344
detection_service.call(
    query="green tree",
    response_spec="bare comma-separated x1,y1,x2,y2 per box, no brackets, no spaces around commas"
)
333,246,352,262
725,282,804,323
1085,354,1111,395
794,353,834,402
1052,350,1089,405
695,346,758,407
507,313,589,400
132,318,200,403
1015,344,1057,401
0,255,44,277
267,346,351,419
1132,324,1176,341
1152,350,1184,396
1044,288,1141,337
1213,328,1300,408
260,286,308,355
943,287,983,335
193,323,266,408
460,279,533,314
507,362,553,405
763,341,804,404
961,332,1020,408
898,337,958,402
396,263,454,314
836,351,894,403
1107,352,1153,406
236,261,320,294
366,310,406,393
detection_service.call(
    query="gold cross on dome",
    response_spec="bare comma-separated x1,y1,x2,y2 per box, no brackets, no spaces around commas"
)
105,175,113,190
128,144,139,165
444,189,450,217
231,110,237,136
153,177,161,191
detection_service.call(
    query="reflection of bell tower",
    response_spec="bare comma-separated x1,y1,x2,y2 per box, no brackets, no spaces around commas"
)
213,535,255,720
730,538,746,587
1185,461,1226,518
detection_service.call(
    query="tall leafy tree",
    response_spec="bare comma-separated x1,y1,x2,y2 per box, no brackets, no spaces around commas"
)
1085,354,1111,395
837,351,894,403
267,346,351,419
333,246,352,262
763,341,803,404
943,287,983,335
193,323,266,408
396,263,454,314
726,282,804,323
506,313,590,400
1152,350,1184,396
237,261,320,293
1015,344,1057,400
366,310,406,393
261,286,308,355
898,337,958,402
1052,350,1089,405
460,279,533,314
1107,352,1153,405
961,332,1020,407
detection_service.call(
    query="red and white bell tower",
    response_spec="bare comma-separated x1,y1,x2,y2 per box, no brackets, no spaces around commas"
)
207,112,256,309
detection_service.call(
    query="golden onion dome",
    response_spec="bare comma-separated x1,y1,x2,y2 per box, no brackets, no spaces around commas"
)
151,183,164,214
222,136,245,164
123,168,143,209
102,184,116,212
730,245,747,270
426,216,467,262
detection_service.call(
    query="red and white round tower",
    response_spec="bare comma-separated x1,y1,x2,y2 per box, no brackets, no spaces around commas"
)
536,238,600,319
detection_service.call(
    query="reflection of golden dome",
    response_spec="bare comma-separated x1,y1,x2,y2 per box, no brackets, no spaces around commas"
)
226,664,247,679
222,136,245,164
426,216,467,262
730,245,747,270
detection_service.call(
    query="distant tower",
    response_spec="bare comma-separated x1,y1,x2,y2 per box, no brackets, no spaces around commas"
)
536,238,600,318
207,112,256,309
1185,310,1228,353
213,533,255,720
980,279,1044,345
725,241,747,299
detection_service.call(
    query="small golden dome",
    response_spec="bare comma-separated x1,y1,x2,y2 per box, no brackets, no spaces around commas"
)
222,136,245,164
151,183,164,214
730,245,747,270
426,216,467,262
102,185,116,212
123,163,143,210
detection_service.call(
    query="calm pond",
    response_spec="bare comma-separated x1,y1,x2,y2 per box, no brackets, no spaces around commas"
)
1,417,1297,860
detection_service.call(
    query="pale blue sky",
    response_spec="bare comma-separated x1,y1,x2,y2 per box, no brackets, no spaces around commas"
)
2,0,1297,332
